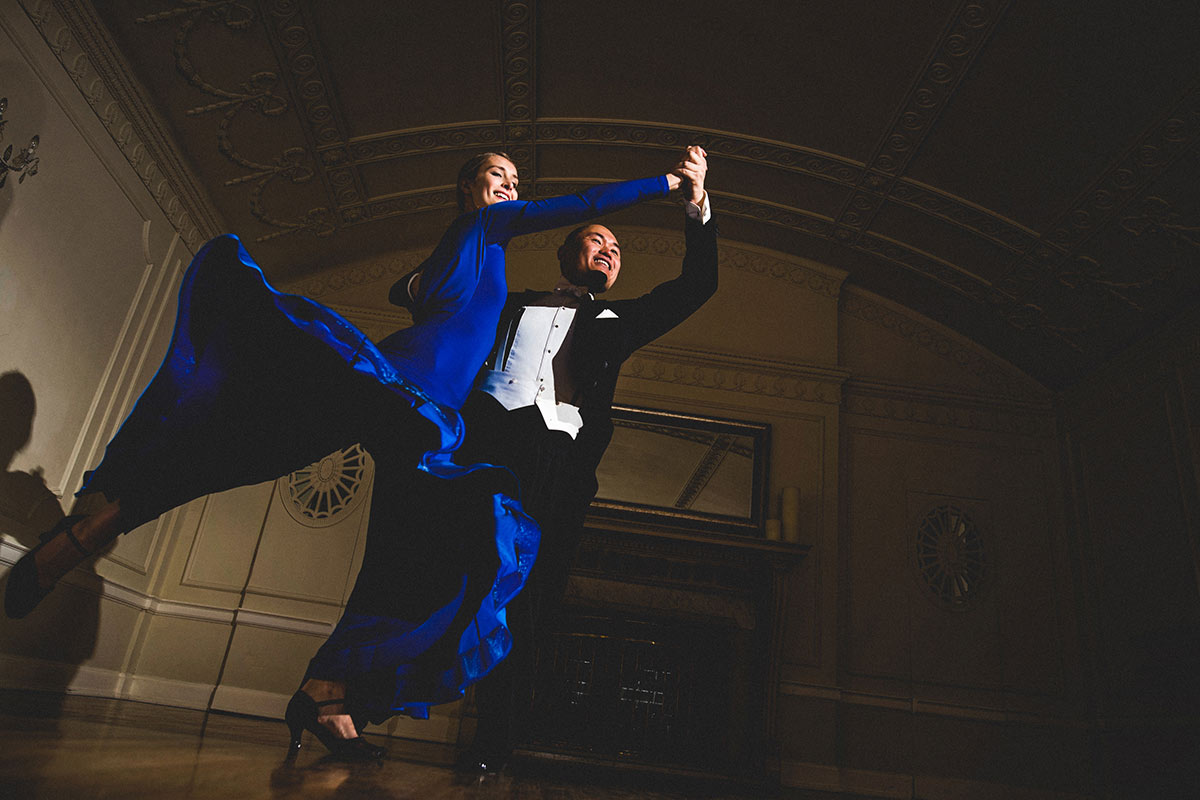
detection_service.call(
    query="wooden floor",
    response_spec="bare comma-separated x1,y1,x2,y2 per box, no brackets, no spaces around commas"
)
0,690,816,799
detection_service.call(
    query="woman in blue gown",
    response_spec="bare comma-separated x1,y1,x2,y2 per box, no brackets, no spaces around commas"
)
5,151,688,757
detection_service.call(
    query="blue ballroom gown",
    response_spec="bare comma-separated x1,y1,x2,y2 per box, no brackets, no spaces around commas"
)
78,175,671,719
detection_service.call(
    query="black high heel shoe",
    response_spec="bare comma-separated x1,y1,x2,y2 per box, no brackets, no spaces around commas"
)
284,690,385,762
4,515,87,619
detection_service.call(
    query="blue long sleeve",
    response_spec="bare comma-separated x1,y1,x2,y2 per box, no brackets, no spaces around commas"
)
417,175,669,317
378,175,670,409
480,175,671,243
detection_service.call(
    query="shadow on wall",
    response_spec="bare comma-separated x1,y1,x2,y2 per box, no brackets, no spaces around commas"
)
0,371,60,535
0,371,102,717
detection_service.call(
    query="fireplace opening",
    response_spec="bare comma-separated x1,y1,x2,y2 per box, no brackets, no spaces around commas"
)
521,611,744,772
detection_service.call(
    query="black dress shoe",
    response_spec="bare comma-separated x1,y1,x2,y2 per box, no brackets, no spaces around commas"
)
284,691,385,762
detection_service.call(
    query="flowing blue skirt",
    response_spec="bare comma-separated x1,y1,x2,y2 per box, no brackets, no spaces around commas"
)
79,234,539,718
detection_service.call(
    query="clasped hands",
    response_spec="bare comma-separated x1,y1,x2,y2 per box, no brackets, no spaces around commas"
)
664,145,708,206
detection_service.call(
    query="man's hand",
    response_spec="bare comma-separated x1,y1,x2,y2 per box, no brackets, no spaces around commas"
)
672,145,707,206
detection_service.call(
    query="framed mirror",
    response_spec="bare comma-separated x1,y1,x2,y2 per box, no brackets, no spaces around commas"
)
590,405,770,535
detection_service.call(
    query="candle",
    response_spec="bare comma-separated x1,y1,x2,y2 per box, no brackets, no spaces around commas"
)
765,519,782,541
780,486,801,543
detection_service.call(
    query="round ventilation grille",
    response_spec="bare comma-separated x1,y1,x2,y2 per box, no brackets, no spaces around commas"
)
914,505,986,609
282,444,371,526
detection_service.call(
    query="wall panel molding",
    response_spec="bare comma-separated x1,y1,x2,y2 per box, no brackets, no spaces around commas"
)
1,538,346,633
624,344,849,404
780,680,1085,729
845,377,1055,437
780,759,1090,800
1063,305,1200,424
842,288,1041,399
59,226,187,497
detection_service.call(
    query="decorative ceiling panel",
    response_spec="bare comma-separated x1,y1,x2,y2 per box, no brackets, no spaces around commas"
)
306,1,503,135
536,0,962,163
39,0,1199,388
909,2,1200,226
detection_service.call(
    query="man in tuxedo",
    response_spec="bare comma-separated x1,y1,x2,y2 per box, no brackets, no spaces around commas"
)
446,145,718,772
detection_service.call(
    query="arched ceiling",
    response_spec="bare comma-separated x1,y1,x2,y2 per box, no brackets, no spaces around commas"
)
70,0,1200,389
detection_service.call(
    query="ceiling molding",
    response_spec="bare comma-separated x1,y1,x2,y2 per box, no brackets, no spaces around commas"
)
49,0,1038,264
500,0,535,184
339,186,456,228
261,0,363,211
22,0,225,248
1062,300,1200,425
535,118,860,179
509,225,848,299
887,177,1039,254
127,0,339,242
841,287,1039,399
291,226,848,302
834,0,1011,237
996,83,1200,306
535,117,1042,257
328,122,506,166
67,1,1200,389
282,248,427,299
532,180,1008,310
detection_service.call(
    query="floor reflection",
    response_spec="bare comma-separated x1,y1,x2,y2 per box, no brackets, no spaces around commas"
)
0,690,767,799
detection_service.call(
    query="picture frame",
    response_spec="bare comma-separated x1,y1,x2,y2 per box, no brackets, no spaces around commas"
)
590,405,771,536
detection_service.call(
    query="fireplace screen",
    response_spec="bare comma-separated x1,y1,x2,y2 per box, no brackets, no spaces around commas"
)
523,613,735,770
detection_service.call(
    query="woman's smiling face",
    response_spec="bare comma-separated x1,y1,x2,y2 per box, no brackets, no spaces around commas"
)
463,155,519,210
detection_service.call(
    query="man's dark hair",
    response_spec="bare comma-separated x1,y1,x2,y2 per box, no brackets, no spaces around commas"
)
557,224,600,280
455,151,514,212
556,225,591,270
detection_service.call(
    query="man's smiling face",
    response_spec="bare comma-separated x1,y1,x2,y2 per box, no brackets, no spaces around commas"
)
559,224,622,293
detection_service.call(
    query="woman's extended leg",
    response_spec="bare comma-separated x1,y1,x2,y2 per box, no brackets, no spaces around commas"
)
24,501,122,589
5,236,412,618
287,410,449,756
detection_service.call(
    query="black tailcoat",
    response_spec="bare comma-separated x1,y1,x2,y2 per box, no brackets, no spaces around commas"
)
490,213,719,508
456,214,718,753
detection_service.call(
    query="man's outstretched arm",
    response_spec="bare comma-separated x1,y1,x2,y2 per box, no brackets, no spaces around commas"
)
616,146,718,354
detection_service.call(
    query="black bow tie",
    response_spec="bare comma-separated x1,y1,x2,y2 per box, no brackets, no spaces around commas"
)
553,284,592,300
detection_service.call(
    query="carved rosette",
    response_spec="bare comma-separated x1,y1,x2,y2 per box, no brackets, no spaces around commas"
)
913,504,987,610
280,444,372,527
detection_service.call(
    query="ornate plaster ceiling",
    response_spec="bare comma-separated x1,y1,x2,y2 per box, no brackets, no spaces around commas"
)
45,0,1200,388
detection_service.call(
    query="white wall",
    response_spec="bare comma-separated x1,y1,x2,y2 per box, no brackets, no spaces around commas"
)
0,5,466,746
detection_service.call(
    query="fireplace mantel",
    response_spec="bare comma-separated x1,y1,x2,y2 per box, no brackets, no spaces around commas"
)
517,517,809,785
